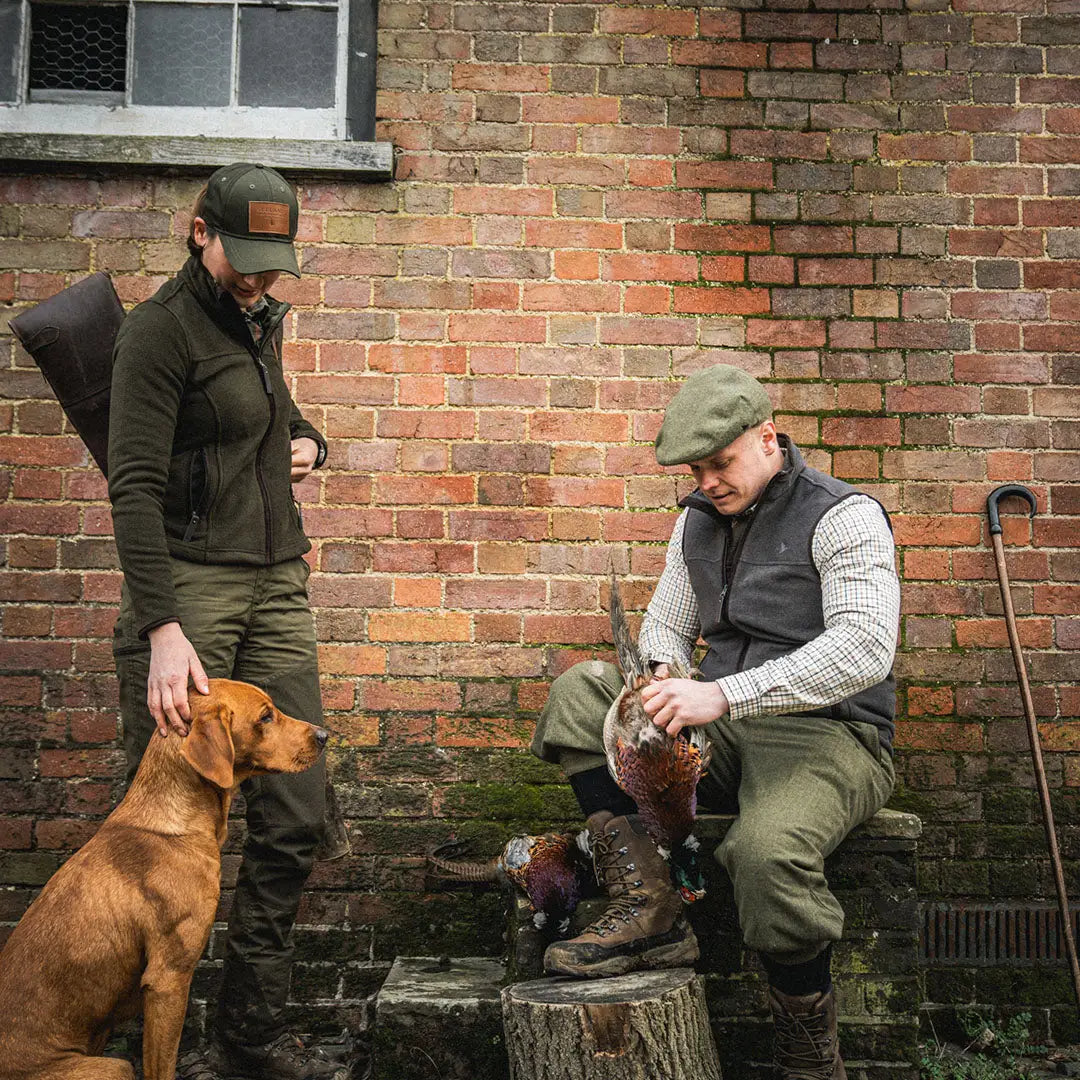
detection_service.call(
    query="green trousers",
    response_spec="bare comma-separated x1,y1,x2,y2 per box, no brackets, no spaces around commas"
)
113,556,326,1046
531,660,895,964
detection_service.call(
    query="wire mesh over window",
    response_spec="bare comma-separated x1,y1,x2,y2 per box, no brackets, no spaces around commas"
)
132,3,232,106
29,2,128,93
238,6,337,108
0,0,20,102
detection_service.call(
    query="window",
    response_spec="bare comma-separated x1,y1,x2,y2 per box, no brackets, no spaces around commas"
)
0,0,378,142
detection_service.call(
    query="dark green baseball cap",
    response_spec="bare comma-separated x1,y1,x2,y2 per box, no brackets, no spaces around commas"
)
201,162,300,278
655,365,773,466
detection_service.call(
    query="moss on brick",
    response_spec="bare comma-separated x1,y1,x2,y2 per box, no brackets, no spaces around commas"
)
370,890,507,959
452,750,564,785
437,781,580,822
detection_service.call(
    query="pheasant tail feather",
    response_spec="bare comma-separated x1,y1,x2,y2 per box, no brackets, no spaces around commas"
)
609,567,647,689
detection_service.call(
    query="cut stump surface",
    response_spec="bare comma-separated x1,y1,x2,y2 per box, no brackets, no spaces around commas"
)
501,967,721,1080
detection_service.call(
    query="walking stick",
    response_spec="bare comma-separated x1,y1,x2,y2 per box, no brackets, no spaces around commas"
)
987,484,1080,1014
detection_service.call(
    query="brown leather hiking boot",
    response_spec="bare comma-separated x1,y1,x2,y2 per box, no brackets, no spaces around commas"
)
769,985,847,1080
542,810,699,978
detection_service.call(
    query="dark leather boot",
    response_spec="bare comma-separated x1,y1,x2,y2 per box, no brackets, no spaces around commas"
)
768,984,847,1080
543,811,699,978
178,1032,349,1080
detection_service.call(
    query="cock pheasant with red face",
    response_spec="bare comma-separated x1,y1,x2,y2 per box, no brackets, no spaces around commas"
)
428,830,592,934
604,570,711,901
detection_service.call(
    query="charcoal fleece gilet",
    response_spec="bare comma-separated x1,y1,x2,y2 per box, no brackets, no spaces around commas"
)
680,438,896,750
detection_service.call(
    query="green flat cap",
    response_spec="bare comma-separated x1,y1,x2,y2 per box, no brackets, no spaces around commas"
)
655,365,772,465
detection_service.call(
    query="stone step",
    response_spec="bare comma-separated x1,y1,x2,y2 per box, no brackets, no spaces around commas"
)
374,810,922,1080
372,955,509,1080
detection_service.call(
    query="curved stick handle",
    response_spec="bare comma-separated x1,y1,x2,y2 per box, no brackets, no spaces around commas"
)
986,483,1037,536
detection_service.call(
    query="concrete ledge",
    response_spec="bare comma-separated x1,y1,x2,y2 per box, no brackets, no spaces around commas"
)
695,807,923,845
0,134,393,177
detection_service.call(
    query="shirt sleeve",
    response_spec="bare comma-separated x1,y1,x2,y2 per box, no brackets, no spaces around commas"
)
716,494,900,720
107,302,189,638
638,510,701,672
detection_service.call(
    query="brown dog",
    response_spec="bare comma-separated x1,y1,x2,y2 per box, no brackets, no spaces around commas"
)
0,679,327,1080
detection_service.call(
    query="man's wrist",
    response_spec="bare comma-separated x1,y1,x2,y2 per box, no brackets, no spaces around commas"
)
714,680,731,718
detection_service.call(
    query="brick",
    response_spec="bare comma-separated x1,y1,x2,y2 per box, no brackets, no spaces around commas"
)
670,286,767,315
451,64,549,92
822,418,902,446
448,314,546,343
799,258,874,285
886,386,982,413
599,8,696,35
529,411,628,443
375,216,473,246
451,188,549,221
879,134,972,162
523,283,619,312
525,220,623,250
605,191,701,219
774,227,853,254
0,241,90,270
603,254,698,281
676,162,774,190
522,97,619,124
747,320,826,348
675,224,771,252
599,317,696,346
368,612,470,643
528,158,625,188
895,722,984,752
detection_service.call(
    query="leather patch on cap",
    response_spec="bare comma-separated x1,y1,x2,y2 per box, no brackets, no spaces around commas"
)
248,201,291,236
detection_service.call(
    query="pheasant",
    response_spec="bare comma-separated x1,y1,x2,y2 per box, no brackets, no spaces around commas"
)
427,830,593,934
603,569,711,902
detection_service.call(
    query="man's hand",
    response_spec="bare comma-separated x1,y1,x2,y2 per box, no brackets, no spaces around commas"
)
291,437,320,483
650,663,671,682
640,678,730,738
147,622,210,738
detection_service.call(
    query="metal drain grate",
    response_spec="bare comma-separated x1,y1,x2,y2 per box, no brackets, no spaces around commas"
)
921,903,1080,965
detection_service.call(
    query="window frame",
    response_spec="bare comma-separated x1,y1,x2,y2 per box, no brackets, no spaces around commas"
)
0,0,387,175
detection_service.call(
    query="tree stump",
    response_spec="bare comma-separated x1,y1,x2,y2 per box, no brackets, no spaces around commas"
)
501,968,721,1080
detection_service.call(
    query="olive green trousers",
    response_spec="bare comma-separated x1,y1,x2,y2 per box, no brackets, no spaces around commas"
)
113,556,326,1046
531,660,895,964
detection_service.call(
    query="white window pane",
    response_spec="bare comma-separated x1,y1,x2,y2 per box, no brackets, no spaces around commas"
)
238,7,336,108
132,3,232,106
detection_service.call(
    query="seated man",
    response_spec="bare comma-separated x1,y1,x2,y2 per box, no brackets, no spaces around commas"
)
531,364,899,1080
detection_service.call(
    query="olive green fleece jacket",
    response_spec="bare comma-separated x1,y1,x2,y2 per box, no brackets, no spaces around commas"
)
108,256,326,639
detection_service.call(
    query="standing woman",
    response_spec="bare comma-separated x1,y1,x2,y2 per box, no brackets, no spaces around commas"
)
109,163,339,1080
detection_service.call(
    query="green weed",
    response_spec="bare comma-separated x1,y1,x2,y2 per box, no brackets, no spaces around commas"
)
919,1010,1046,1080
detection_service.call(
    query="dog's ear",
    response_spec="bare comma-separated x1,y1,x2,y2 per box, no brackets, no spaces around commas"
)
181,700,235,789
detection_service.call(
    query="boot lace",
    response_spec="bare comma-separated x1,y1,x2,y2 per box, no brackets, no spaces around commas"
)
583,834,646,938
773,1006,836,1080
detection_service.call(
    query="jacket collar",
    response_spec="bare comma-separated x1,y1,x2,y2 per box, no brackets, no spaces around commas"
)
678,435,803,521
178,255,290,345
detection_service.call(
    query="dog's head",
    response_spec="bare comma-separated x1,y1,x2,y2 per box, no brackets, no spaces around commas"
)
181,679,327,790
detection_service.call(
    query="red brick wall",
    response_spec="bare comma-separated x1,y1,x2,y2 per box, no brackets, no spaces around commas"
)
1,0,1078,1021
